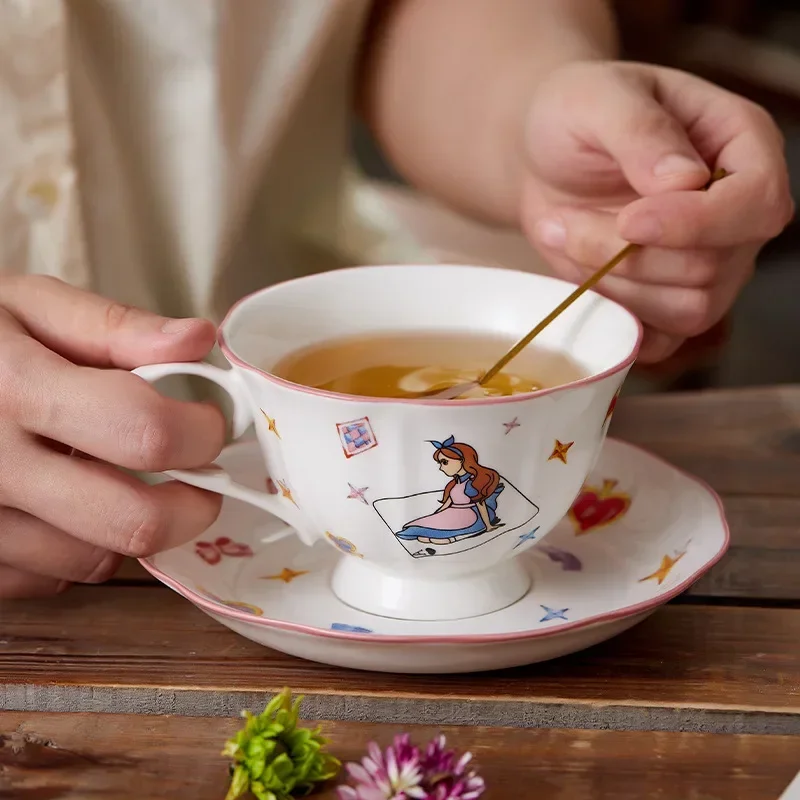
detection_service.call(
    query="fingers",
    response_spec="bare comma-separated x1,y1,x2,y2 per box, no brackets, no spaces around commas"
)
618,167,794,248
0,275,216,368
616,80,794,248
576,66,710,197
0,324,226,470
0,565,66,599
531,211,756,355
0,507,121,583
530,206,722,286
637,329,684,364
558,249,752,341
588,274,730,340
2,443,223,557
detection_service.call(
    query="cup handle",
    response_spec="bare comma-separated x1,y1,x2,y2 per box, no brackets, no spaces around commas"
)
132,362,314,546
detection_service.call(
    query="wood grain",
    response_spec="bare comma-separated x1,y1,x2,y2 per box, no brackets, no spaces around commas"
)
611,386,800,497
1,712,798,800
1,587,798,730
688,495,800,599
112,558,153,582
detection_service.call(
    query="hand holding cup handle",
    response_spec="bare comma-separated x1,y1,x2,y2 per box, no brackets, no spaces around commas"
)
133,362,316,546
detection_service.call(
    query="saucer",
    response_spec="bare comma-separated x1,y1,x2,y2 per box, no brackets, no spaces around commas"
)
141,438,729,674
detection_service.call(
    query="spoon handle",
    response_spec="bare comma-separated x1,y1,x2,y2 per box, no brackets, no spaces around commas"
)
479,167,728,386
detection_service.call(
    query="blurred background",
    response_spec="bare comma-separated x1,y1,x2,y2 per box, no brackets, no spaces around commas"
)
352,0,800,393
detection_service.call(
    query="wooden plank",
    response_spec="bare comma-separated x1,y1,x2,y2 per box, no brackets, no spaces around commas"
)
112,558,155,582
1,712,798,800
1,587,798,732
688,495,800,599
611,386,800,497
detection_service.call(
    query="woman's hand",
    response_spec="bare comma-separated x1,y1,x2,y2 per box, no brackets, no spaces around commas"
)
0,276,225,598
521,61,794,362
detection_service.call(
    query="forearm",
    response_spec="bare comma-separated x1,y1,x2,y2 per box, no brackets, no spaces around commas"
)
476,502,491,528
357,0,618,226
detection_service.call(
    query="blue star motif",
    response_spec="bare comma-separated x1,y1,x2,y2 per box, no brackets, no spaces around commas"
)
539,605,569,623
513,526,540,550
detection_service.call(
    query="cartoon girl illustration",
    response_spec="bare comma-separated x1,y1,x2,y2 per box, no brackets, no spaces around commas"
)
396,436,505,544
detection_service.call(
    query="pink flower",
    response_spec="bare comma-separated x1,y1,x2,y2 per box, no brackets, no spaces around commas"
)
337,734,484,800
418,735,485,800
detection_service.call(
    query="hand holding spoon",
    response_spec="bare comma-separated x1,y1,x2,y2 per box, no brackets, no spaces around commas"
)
417,167,728,400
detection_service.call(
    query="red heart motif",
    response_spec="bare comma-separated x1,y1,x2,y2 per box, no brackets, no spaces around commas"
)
195,538,253,564
569,479,631,534
195,541,222,565
214,537,254,557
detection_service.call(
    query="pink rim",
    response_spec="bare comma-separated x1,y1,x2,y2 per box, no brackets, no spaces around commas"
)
139,438,731,645
216,264,645,407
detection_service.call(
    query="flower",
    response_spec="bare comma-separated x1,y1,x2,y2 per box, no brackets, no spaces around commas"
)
223,687,340,800
337,734,484,800
418,735,485,800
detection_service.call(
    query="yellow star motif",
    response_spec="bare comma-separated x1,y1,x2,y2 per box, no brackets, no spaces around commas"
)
276,479,298,507
261,410,281,439
548,439,574,464
260,567,309,584
639,553,685,586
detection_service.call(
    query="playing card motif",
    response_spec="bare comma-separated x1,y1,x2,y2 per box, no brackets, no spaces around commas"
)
336,416,378,458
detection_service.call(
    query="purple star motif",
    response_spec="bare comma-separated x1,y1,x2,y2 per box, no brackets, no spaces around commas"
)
503,417,521,435
347,483,369,504
541,546,582,571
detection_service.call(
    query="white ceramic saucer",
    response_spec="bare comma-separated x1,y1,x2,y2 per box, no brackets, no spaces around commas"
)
141,438,729,674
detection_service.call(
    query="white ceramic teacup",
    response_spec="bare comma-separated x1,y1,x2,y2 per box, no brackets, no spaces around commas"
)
134,264,641,621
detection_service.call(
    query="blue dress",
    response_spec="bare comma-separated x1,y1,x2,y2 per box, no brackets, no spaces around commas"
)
396,474,504,541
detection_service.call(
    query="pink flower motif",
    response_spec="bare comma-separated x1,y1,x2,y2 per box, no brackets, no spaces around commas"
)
337,734,484,800
195,536,253,565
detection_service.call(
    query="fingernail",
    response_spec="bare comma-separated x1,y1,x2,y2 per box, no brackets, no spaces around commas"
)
653,154,706,178
161,318,199,335
622,212,663,244
534,218,567,250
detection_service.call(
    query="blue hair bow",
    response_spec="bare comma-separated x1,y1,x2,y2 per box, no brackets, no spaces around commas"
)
429,435,462,457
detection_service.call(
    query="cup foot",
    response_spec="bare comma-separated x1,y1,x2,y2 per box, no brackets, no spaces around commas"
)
330,556,531,621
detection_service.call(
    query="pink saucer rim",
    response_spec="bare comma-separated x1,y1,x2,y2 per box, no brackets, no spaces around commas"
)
140,437,730,645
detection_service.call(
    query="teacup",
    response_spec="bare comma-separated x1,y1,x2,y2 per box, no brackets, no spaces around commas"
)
134,264,641,621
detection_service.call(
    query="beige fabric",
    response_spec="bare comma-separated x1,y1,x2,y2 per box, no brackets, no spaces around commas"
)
2,0,376,322
1,0,548,327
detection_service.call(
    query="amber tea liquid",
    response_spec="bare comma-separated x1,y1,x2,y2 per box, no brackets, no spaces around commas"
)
271,330,586,399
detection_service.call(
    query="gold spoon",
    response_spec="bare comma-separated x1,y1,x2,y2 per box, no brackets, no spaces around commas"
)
419,167,728,400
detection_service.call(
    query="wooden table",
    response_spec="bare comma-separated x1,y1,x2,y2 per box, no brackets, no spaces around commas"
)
2,386,799,799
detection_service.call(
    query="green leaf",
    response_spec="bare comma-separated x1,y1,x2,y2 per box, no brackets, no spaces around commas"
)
248,756,267,780
223,688,341,800
250,780,279,800
246,738,268,759
224,765,250,800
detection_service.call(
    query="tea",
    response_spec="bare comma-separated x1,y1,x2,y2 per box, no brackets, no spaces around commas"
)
271,330,586,399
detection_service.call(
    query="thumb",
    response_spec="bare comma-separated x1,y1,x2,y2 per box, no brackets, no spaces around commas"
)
0,276,216,368
587,75,711,196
